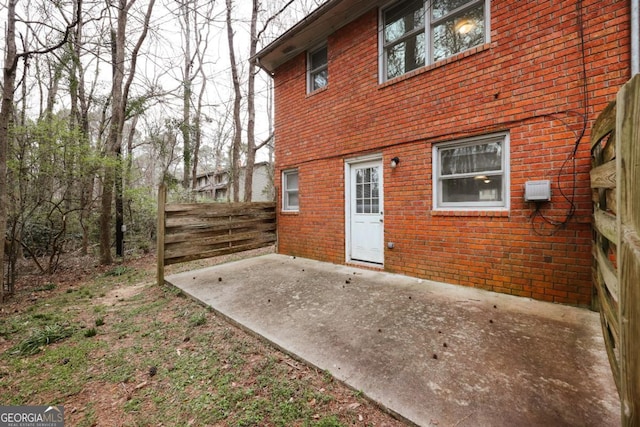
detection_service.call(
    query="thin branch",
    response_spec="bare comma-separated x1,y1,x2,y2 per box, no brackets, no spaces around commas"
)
256,0,296,42
122,0,156,117
12,0,83,70
255,132,273,151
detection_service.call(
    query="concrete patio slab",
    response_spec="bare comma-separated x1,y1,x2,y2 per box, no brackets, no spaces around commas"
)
165,254,620,427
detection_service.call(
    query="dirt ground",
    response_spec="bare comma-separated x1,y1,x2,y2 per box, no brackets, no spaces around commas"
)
0,249,407,426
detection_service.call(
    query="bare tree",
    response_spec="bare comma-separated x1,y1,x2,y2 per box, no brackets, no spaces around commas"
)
225,0,242,202
0,0,19,299
99,0,155,264
190,3,216,190
177,0,193,190
172,0,216,191
242,0,259,202
67,0,104,254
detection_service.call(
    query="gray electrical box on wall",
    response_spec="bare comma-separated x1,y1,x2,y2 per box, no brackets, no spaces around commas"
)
524,180,551,202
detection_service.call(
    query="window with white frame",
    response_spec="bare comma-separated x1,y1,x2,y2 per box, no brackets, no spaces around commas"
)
381,0,489,81
433,133,509,209
308,45,328,92
282,169,299,211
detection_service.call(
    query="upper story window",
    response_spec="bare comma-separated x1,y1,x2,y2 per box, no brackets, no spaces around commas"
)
433,132,509,210
282,169,299,211
381,0,489,81
308,45,328,93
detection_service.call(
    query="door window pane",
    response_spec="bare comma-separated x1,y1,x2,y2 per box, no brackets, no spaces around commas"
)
355,166,380,214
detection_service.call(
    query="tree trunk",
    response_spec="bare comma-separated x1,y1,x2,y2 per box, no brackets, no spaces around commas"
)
115,144,124,258
100,19,125,265
0,0,18,298
181,0,192,190
243,0,259,202
191,85,203,190
100,0,155,264
226,0,242,203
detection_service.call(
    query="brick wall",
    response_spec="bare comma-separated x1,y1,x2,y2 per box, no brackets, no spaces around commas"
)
273,0,631,306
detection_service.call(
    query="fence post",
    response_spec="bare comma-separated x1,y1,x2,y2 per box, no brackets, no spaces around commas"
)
157,184,166,286
617,74,640,425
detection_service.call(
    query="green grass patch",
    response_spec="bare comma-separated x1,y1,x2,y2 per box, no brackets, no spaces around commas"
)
12,323,75,356
35,283,56,291
103,265,131,277
188,311,207,327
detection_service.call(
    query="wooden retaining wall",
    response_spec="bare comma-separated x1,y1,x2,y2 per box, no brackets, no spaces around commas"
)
157,184,276,285
590,74,640,425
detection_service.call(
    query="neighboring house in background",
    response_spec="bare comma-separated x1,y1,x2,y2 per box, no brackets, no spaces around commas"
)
256,0,635,306
195,161,274,202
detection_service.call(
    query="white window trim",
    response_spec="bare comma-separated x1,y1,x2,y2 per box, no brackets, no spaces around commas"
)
432,132,510,211
307,44,328,93
378,0,491,83
282,169,299,212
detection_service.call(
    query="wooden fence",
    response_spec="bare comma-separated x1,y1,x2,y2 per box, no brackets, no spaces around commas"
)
590,74,640,425
156,184,277,286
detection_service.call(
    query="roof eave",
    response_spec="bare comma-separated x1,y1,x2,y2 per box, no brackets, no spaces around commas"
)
254,0,383,74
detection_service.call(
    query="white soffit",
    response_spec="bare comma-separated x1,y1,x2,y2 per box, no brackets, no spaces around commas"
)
255,0,385,74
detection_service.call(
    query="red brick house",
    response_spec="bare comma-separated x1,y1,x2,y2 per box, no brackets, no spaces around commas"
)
255,0,634,306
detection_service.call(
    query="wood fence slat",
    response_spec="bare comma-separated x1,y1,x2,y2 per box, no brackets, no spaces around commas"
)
165,202,275,214
164,239,277,266
606,188,617,215
616,74,640,425
590,160,617,189
602,129,616,163
591,101,616,150
593,209,618,245
593,264,620,338
165,222,277,245
593,244,619,303
165,230,277,257
165,211,276,228
599,308,622,393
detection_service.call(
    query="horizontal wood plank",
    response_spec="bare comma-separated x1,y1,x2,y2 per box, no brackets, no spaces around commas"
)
165,222,276,245
599,308,622,394
164,239,276,265
165,211,275,228
165,230,276,256
590,160,616,189
165,202,275,215
593,209,618,246
593,243,619,303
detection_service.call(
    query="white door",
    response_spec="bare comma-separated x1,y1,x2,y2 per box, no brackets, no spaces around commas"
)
349,160,383,264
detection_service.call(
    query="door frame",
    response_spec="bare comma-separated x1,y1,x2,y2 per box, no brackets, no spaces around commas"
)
344,154,384,266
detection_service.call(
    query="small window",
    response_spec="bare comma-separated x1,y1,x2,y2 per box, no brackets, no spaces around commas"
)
433,133,509,210
308,45,328,92
381,0,489,81
282,169,299,211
